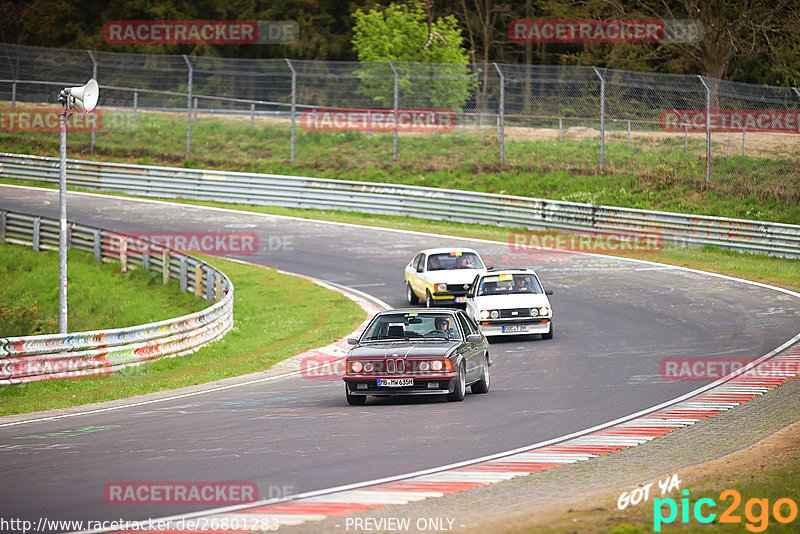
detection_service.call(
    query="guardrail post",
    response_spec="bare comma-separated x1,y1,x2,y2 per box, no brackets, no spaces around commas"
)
388,61,399,166
142,247,150,270
179,256,187,292
67,222,73,248
593,67,605,172
0,211,6,243
93,230,101,261
206,268,214,301
183,55,193,160
250,103,255,129
194,263,203,298
33,217,41,251
493,63,505,166
162,250,170,285
133,91,138,120
88,50,98,153
119,235,127,272
285,59,297,165
215,276,222,302
11,81,16,108
697,75,711,185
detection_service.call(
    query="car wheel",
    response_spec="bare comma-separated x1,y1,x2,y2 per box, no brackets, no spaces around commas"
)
541,323,553,340
406,282,419,305
471,354,490,394
345,385,367,406
446,362,466,401
425,290,434,308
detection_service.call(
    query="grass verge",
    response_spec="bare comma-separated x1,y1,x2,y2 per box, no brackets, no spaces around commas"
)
0,109,798,223
0,253,366,416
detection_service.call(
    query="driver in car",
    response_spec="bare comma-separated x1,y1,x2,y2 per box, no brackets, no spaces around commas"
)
514,276,534,292
431,317,457,338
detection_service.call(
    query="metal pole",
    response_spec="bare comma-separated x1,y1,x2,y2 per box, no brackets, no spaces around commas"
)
88,50,97,153
559,118,563,142
133,91,138,120
627,120,631,148
389,61,399,166
493,63,505,166
285,59,296,165
593,67,605,172
193,97,198,124
250,103,255,129
698,75,711,184
684,123,688,151
742,130,745,156
183,55,193,160
11,81,16,108
58,109,69,333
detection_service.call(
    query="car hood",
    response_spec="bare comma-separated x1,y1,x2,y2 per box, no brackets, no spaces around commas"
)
349,340,460,359
471,293,551,309
426,269,483,285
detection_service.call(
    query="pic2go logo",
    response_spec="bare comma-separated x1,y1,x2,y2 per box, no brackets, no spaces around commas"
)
654,489,799,532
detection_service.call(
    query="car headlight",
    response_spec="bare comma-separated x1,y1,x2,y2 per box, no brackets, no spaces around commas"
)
434,283,447,292
540,306,550,316
364,362,373,373
479,310,490,319
350,361,363,373
490,310,499,319
530,307,539,317
431,360,443,371
419,361,430,371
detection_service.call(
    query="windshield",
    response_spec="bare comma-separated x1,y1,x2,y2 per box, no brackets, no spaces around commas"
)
477,273,543,296
427,252,484,271
361,312,462,341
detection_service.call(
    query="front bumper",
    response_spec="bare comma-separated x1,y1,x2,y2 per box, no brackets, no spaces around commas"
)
344,374,457,396
478,318,551,336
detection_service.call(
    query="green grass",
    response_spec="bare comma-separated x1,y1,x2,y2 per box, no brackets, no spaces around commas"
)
0,243,207,336
0,251,366,415
1,108,798,223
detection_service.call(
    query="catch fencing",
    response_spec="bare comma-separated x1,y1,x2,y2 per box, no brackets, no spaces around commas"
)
0,209,234,384
2,152,798,258
1,43,798,181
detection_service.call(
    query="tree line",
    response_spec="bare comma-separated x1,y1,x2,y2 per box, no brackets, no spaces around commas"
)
1,0,797,86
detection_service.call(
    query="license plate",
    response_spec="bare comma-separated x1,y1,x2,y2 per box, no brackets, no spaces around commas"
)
455,297,466,303
502,325,528,333
377,378,413,387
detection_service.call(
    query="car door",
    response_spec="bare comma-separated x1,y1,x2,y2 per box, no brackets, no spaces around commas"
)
456,310,482,382
464,274,481,321
405,253,424,297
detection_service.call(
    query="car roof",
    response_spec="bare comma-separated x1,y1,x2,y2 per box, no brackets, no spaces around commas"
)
417,247,481,256
376,308,461,316
479,268,539,276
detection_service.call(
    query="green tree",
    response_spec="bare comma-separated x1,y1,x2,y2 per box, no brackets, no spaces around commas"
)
351,1,475,111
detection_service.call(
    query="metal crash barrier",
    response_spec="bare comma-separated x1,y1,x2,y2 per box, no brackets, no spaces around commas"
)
0,209,234,384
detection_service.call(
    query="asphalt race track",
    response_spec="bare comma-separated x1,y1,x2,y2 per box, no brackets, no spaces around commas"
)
2,185,799,531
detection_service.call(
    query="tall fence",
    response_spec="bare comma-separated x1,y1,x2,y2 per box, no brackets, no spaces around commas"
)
0,209,234,384
2,153,798,258
1,43,799,180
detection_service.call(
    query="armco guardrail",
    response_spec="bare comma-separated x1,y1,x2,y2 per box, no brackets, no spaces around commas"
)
1,152,799,258
0,209,234,385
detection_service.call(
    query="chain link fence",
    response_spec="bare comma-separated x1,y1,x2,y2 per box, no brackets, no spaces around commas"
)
1,43,798,188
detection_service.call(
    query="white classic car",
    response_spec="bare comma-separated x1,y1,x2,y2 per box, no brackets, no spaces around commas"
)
404,248,488,308
465,269,554,339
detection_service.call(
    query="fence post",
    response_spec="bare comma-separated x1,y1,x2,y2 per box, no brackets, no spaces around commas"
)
179,256,187,292
194,263,203,298
183,55,193,160
193,98,198,124
87,50,97,153
697,75,711,184
133,91,138,120
142,246,150,270
11,81,16,108
285,59,297,165
33,217,40,251
593,67,605,172
388,61,399,166
493,63,505,166
250,103,255,129
559,118,563,142
684,123,688,151
162,250,170,285
742,130,746,156
627,120,631,148
206,268,214,301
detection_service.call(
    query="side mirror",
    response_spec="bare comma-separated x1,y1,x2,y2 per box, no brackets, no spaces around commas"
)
416,267,424,273
545,289,553,296
466,333,482,343
486,265,495,270
347,337,359,345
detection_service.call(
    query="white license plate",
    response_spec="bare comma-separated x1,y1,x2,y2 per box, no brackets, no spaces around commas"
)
502,325,528,333
377,378,413,387
455,297,467,303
